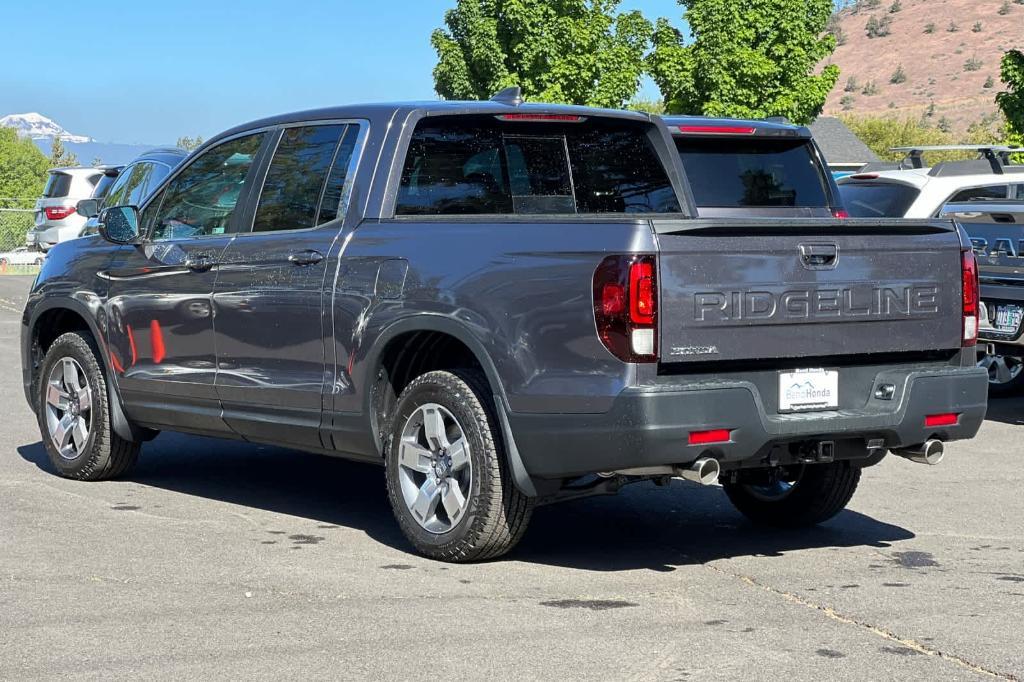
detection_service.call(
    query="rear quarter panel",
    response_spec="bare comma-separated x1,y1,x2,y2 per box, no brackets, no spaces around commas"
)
336,218,657,416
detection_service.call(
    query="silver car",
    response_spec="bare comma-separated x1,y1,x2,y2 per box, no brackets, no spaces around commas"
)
28,167,104,251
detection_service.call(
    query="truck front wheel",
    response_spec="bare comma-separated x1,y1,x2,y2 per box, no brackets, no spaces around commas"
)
722,462,860,527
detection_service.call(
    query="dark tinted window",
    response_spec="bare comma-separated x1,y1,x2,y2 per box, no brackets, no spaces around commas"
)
1015,184,1024,200
948,185,1009,203
149,133,263,241
675,138,829,208
396,116,680,215
43,173,73,198
106,162,158,209
317,126,360,224
253,125,347,232
838,181,921,217
141,162,173,200
91,172,119,199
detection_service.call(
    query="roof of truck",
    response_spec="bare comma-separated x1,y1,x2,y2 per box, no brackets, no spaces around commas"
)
205,100,656,149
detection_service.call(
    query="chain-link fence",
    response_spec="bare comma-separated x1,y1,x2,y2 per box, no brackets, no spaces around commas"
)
0,198,42,275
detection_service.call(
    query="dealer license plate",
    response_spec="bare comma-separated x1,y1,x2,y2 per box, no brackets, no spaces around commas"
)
994,305,1023,334
779,369,839,412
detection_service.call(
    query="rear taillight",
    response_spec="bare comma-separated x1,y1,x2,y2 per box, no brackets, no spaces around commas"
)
594,255,657,362
962,248,979,347
43,205,77,221
832,208,850,219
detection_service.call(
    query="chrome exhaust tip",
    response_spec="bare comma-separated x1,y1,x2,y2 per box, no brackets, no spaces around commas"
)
893,439,945,466
675,457,720,485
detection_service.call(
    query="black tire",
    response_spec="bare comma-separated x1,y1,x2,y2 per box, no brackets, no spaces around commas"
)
36,331,140,481
979,353,1024,398
722,462,860,527
384,369,533,562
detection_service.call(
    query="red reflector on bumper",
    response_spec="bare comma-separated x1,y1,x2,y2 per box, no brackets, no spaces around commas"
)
925,413,958,427
689,429,731,445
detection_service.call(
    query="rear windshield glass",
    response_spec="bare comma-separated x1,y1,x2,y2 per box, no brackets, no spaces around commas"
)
838,181,921,218
396,116,681,215
43,173,73,198
675,137,829,208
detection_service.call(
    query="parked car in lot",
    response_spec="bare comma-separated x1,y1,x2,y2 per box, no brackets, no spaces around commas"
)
76,148,188,238
837,145,1024,219
20,94,987,561
27,167,104,251
942,201,1024,395
0,247,45,267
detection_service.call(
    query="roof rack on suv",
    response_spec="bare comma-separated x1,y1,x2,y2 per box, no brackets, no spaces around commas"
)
889,145,1022,175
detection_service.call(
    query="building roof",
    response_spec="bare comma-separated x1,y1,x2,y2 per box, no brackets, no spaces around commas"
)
808,116,880,166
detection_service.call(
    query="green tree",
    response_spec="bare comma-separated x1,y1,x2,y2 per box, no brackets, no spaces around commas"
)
626,99,666,114
49,137,78,168
649,0,839,125
176,135,204,152
431,0,651,108
0,128,50,248
997,50,1024,159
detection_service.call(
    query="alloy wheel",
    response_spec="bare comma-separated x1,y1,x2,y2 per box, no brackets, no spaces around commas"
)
44,358,93,460
397,403,473,534
979,353,1023,386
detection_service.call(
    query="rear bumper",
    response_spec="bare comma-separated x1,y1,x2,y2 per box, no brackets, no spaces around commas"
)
508,367,988,479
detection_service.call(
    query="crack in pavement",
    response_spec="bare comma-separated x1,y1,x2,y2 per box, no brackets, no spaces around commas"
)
705,563,1018,680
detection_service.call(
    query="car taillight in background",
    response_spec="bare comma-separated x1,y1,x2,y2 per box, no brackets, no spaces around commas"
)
43,206,77,221
593,255,657,362
962,248,979,347
832,208,850,219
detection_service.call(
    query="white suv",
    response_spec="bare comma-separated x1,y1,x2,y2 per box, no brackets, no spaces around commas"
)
837,145,1024,218
27,167,104,251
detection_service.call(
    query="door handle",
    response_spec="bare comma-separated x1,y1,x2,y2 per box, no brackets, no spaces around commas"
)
992,213,1016,224
288,249,325,266
798,243,839,270
185,255,215,272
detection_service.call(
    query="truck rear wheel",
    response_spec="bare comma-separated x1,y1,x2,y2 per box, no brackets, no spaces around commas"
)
722,462,860,527
384,370,533,562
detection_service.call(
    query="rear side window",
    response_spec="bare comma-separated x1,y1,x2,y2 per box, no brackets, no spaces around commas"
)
675,137,829,208
948,185,1009,203
43,173,73,198
396,116,680,215
838,181,921,218
252,124,348,232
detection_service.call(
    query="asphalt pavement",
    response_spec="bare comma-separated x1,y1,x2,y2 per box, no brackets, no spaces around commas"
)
1,274,1022,681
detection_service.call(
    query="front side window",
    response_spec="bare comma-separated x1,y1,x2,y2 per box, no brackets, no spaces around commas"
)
395,116,680,216
149,134,264,241
105,162,157,209
252,125,348,233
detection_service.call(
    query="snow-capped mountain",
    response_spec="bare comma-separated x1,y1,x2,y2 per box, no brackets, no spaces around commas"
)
1,112,162,165
0,112,92,143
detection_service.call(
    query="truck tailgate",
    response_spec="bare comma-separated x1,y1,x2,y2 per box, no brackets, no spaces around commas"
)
653,218,964,363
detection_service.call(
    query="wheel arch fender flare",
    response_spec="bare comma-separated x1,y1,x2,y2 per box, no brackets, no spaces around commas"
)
363,314,537,497
28,299,150,443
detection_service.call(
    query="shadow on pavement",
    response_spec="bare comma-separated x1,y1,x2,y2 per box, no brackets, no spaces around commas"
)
983,394,1024,426
18,433,914,572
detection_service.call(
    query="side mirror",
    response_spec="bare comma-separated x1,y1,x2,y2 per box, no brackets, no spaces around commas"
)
76,199,99,218
98,206,141,245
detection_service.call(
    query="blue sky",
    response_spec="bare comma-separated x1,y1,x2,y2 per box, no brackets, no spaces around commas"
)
0,0,685,144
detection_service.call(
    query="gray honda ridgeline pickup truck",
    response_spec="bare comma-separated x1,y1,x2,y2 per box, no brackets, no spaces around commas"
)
21,93,987,561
